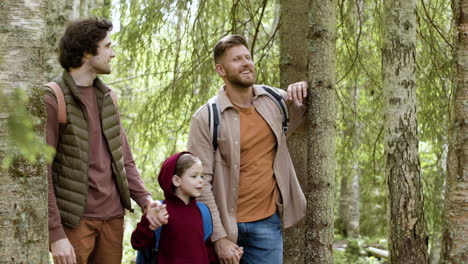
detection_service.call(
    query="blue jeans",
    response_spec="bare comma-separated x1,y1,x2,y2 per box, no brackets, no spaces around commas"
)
237,213,283,264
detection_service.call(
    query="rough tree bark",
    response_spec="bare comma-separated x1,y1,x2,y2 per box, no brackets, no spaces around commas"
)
279,0,308,262
440,0,468,263
0,0,48,263
382,0,429,263
304,0,336,263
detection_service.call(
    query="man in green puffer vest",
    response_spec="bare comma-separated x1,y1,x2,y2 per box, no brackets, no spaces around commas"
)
44,18,167,264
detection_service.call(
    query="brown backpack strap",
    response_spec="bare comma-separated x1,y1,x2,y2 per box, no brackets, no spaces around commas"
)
45,82,67,124
109,90,118,108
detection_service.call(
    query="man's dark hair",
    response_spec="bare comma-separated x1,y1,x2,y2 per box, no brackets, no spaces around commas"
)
59,18,113,70
213,35,249,64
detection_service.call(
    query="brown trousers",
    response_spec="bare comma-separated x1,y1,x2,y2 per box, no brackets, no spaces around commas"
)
64,217,124,264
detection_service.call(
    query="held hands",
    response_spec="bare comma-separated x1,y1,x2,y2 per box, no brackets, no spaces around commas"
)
145,200,169,230
287,81,308,104
51,238,76,264
214,237,244,264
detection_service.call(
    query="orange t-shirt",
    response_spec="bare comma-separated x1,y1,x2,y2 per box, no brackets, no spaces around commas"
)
235,104,279,222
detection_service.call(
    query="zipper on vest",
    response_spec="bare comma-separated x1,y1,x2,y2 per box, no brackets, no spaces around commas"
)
81,105,89,121
76,98,89,121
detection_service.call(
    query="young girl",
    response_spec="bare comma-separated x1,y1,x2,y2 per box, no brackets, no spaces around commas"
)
131,151,218,264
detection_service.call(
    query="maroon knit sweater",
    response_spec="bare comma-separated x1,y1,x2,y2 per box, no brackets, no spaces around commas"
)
131,152,218,264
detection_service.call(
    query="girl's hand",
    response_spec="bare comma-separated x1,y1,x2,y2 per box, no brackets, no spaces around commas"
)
146,201,169,230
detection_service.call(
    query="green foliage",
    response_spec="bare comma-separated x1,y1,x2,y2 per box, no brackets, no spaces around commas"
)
416,0,452,249
122,207,143,264
334,247,387,264
335,0,387,238
334,237,388,264
346,239,362,262
91,0,112,19
0,88,54,169
109,0,280,184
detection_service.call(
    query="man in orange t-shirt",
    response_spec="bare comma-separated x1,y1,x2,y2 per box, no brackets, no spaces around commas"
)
188,35,308,264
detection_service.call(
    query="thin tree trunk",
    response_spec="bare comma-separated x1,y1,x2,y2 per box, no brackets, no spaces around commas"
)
279,0,308,262
430,233,442,264
440,0,468,263
71,0,80,18
0,0,48,263
382,0,429,263
339,85,361,238
338,0,363,239
80,0,89,17
305,0,336,263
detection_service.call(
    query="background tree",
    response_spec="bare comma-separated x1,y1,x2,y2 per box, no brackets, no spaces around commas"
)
335,0,388,243
336,0,364,239
440,0,468,262
0,0,49,263
305,0,337,263
45,0,113,80
279,0,308,262
45,0,76,80
382,0,429,263
415,0,453,262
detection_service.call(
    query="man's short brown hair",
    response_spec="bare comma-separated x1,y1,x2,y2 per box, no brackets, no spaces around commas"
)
59,18,113,70
213,35,249,64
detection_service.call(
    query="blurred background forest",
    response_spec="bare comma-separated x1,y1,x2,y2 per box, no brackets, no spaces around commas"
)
1,0,465,263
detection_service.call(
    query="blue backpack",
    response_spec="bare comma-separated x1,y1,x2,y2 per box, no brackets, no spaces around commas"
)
136,201,213,264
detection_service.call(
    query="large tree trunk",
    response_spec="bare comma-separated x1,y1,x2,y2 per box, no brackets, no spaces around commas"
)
382,0,429,263
304,0,336,263
440,0,468,263
279,0,308,262
0,1,48,263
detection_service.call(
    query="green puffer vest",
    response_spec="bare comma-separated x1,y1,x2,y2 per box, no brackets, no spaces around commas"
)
45,71,133,228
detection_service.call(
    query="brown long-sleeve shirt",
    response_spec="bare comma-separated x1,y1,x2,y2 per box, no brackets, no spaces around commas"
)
45,85,151,243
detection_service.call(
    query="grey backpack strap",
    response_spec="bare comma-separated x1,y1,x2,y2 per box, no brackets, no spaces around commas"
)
206,95,221,151
262,86,289,134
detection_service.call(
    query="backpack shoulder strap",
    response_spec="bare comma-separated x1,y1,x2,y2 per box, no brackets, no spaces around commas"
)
45,82,67,124
154,225,162,250
196,202,213,241
206,95,221,151
262,86,289,134
109,90,119,108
